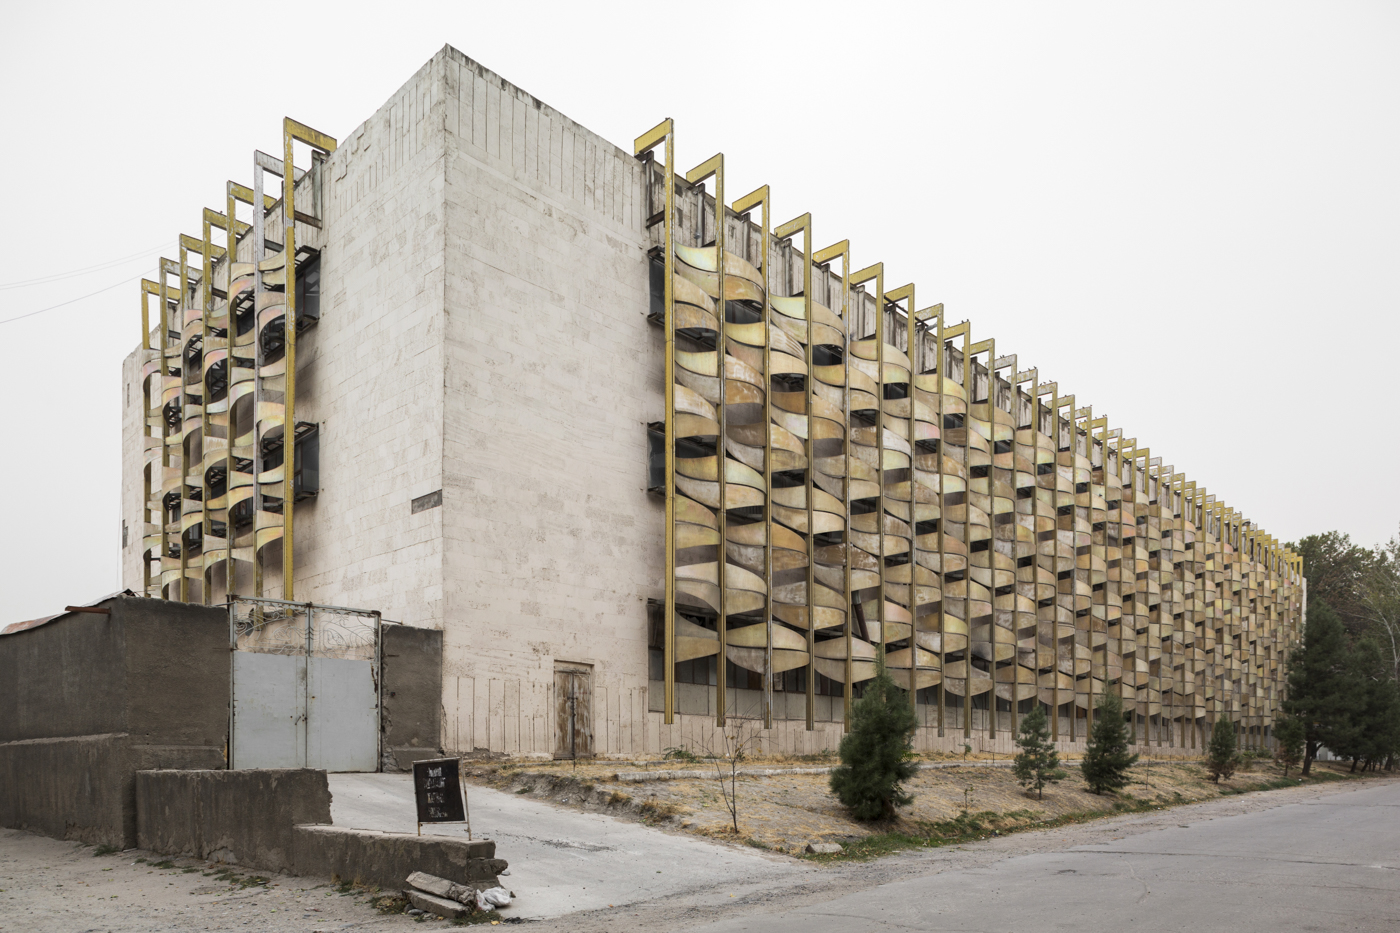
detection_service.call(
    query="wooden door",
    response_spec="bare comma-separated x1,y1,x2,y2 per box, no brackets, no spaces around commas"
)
553,666,594,759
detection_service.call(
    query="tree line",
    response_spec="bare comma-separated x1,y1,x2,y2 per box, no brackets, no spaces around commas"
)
1282,528,1400,774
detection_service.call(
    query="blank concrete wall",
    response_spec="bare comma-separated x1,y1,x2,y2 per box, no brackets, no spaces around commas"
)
381,624,443,768
438,46,660,759
135,769,331,873
0,597,228,846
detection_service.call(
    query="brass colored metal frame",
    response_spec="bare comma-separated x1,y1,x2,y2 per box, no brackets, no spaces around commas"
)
633,119,676,723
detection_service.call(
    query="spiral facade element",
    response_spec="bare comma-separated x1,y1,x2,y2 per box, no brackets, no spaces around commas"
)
138,120,336,605
637,119,1304,749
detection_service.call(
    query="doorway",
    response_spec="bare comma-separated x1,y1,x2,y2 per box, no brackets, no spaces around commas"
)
553,662,594,760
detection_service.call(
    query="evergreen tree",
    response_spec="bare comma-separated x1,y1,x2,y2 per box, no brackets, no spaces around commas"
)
829,662,919,820
1013,705,1067,800
1273,714,1304,777
1283,602,1358,775
1290,532,1376,633
1081,692,1138,794
1205,715,1239,783
1331,637,1400,771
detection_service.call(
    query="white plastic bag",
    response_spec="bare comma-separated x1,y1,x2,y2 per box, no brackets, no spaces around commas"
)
476,886,512,910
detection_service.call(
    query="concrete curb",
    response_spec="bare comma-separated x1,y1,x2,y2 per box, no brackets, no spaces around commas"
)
613,760,1022,783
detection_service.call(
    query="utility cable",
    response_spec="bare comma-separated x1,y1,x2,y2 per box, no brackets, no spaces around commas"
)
0,270,152,326
0,243,167,290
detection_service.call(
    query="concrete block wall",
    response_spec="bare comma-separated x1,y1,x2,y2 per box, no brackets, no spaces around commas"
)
287,53,450,626
436,45,661,759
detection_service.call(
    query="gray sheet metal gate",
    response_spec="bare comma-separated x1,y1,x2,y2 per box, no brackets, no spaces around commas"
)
229,597,382,772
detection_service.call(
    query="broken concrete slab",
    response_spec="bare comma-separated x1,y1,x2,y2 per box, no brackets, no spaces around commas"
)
806,843,842,855
406,889,470,919
294,825,504,891
407,870,473,904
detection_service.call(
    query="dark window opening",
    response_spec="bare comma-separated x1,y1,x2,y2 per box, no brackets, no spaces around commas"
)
295,252,321,327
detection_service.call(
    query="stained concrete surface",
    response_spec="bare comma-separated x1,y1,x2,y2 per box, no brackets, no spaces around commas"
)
685,778,1400,933
327,772,808,919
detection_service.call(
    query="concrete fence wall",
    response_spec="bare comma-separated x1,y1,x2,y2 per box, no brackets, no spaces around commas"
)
0,597,228,846
135,769,332,873
134,769,504,890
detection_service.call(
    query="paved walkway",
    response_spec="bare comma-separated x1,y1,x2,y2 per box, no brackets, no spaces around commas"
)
327,773,807,920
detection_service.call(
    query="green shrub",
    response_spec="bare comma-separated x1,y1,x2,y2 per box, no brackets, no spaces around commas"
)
829,662,918,820
1012,706,1067,800
1206,716,1240,783
1081,693,1139,794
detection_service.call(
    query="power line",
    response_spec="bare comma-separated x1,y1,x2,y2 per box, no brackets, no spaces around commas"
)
0,271,151,327
0,244,167,291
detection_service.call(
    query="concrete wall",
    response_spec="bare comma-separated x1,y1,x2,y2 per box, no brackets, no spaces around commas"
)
135,769,331,872
0,597,228,845
285,53,449,622
134,769,504,889
381,624,444,769
293,825,504,891
436,46,659,759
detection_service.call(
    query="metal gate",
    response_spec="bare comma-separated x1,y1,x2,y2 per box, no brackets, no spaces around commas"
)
229,597,382,771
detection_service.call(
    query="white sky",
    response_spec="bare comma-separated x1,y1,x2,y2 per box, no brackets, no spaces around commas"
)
1,1,1396,623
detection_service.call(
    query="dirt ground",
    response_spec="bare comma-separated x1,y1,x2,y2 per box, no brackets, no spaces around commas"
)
0,841,421,932
466,753,1362,854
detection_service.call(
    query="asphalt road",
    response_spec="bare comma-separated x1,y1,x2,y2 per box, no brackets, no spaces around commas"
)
684,778,1400,933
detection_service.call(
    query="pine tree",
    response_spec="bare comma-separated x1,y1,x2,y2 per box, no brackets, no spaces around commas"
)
1283,602,1358,775
1206,715,1239,783
1331,637,1400,771
1080,692,1138,794
829,662,919,820
1013,705,1067,800
1273,714,1304,777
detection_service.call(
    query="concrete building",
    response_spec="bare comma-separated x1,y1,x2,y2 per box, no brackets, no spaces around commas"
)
121,44,1304,761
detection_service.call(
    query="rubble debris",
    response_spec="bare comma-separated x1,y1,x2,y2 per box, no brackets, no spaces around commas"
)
406,870,475,903
405,889,470,919
476,886,512,910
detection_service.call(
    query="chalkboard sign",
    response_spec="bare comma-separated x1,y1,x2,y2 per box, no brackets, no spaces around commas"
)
413,757,467,824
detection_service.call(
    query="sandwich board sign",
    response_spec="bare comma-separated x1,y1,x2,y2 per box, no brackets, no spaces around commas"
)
413,757,471,839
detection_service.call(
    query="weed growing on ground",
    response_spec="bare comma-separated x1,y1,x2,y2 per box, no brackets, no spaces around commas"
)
638,799,684,822
197,867,269,889
663,746,703,763
608,791,632,806
91,844,119,857
373,893,409,914
450,910,503,925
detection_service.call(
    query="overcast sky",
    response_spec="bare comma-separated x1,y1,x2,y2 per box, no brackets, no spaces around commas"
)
1,1,1396,623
